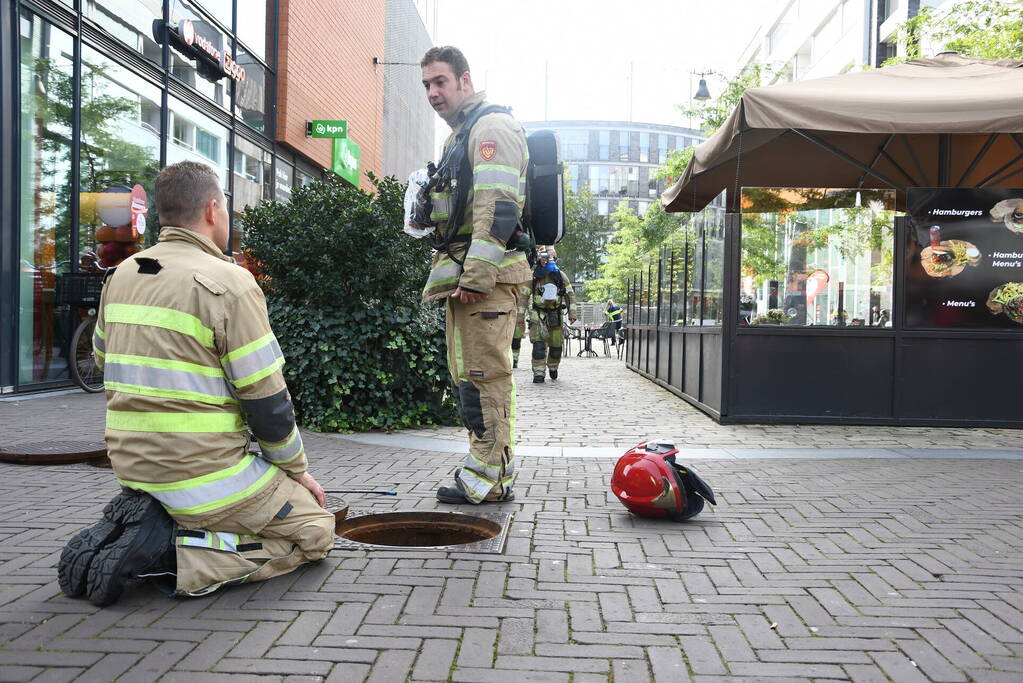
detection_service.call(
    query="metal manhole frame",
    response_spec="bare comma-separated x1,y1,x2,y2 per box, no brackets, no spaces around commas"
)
0,441,109,466
334,508,513,554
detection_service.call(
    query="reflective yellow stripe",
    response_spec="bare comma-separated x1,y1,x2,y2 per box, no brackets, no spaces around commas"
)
474,182,520,194
107,410,245,433
104,303,214,348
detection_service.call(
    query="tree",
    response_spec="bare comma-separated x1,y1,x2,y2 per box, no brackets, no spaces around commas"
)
585,202,682,303
557,181,610,289
891,0,1023,63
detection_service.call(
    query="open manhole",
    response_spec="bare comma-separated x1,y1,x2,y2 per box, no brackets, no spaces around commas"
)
334,509,512,554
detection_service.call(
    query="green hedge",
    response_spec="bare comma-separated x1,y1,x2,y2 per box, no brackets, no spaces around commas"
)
241,174,456,432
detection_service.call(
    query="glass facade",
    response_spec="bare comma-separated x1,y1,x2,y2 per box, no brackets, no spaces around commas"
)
738,188,896,327
5,1,323,392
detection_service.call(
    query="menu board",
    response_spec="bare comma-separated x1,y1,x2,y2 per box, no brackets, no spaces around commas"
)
905,188,1023,329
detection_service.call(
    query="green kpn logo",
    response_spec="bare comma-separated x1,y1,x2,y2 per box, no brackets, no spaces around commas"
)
315,123,326,135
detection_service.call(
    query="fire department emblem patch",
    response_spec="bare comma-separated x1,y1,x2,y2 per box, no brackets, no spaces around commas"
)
479,140,497,161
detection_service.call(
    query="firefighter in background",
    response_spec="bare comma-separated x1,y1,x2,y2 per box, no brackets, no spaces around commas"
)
605,298,623,344
511,283,531,368
419,46,530,504
58,161,335,606
529,246,577,383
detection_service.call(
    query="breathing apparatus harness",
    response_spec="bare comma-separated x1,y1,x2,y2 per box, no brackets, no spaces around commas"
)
532,260,569,320
412,102,535,267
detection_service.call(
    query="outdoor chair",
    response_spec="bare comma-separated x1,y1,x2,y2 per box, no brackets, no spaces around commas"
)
589,321,617,357
564,324,583,356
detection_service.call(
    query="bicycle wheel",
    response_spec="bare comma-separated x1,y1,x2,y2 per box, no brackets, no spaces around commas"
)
70,316,104,393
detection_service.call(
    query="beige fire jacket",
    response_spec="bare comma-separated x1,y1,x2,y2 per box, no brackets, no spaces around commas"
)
93,227,307,528
421,91,532,302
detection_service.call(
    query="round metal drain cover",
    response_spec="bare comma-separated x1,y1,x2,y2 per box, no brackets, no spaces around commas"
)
335,510,510,553
0,440,109,467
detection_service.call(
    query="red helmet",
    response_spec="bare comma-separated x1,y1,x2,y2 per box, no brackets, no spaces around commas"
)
611,440,716,521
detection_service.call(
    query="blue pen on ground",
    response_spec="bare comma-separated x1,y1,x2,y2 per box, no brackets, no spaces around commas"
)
324,489,397,496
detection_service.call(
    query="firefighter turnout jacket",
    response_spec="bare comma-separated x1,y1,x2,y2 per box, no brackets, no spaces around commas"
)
94,227,307,530
421,92,532,302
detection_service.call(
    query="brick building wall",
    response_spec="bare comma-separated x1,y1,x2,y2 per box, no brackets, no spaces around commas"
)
276,0,384,189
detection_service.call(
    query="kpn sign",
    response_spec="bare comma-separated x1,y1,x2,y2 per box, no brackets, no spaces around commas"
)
307,120,348,138
332,137,361,186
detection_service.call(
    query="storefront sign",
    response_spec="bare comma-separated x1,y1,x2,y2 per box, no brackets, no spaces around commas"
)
309,120,348,138
162,19,245,83
332,137,361,186
905,187,1023,329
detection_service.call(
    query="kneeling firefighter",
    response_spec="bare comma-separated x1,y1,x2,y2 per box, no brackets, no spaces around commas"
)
529,247,577,383
57,161,336,606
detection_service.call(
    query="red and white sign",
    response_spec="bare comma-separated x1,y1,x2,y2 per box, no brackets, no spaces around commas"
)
175,19,245,83
130,184,148,236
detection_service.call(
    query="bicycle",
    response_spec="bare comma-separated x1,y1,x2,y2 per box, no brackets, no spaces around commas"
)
56,261,111,393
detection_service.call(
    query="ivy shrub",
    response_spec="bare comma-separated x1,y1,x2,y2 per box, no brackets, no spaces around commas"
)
240,174,456,432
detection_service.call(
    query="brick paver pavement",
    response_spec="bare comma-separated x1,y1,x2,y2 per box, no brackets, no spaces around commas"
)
1,359,1022,681
399,356,1023,450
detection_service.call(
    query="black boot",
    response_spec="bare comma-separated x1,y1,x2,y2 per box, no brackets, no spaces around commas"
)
532,374,545,383
58,489,153,598
86,492,176,606
549,369,558,380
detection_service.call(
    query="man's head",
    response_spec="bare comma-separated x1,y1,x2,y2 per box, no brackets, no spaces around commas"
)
421,46,474,123
154,161,229,250
608,299,615,307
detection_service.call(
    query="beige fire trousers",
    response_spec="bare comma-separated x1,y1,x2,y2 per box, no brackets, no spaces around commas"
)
445,282,520,503
172,475,335,596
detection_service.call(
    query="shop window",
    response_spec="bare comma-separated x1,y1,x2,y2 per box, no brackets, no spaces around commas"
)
296,168,317,186
167,96,229,185
18,11,75,386
687,213,705,326
236,0,269,63
704,209,725,325
235,44,269,134
79,44,162,275
275,162,294,202
85,1,163,66
739,188,896,327
196,128,221,163
233,136,272,213
197,0,232,29
658,251,672,326
670,241,687,326
170,0,228,107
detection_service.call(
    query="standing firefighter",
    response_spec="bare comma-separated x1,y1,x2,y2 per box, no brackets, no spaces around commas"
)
419,46,531,504
529,247,577,382
58,161,335,605
511,283,531,368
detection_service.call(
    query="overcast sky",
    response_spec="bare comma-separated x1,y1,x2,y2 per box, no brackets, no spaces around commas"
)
427,0,777,129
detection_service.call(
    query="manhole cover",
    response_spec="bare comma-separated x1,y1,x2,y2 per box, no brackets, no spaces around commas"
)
335,509,512,554
0,441,109,467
